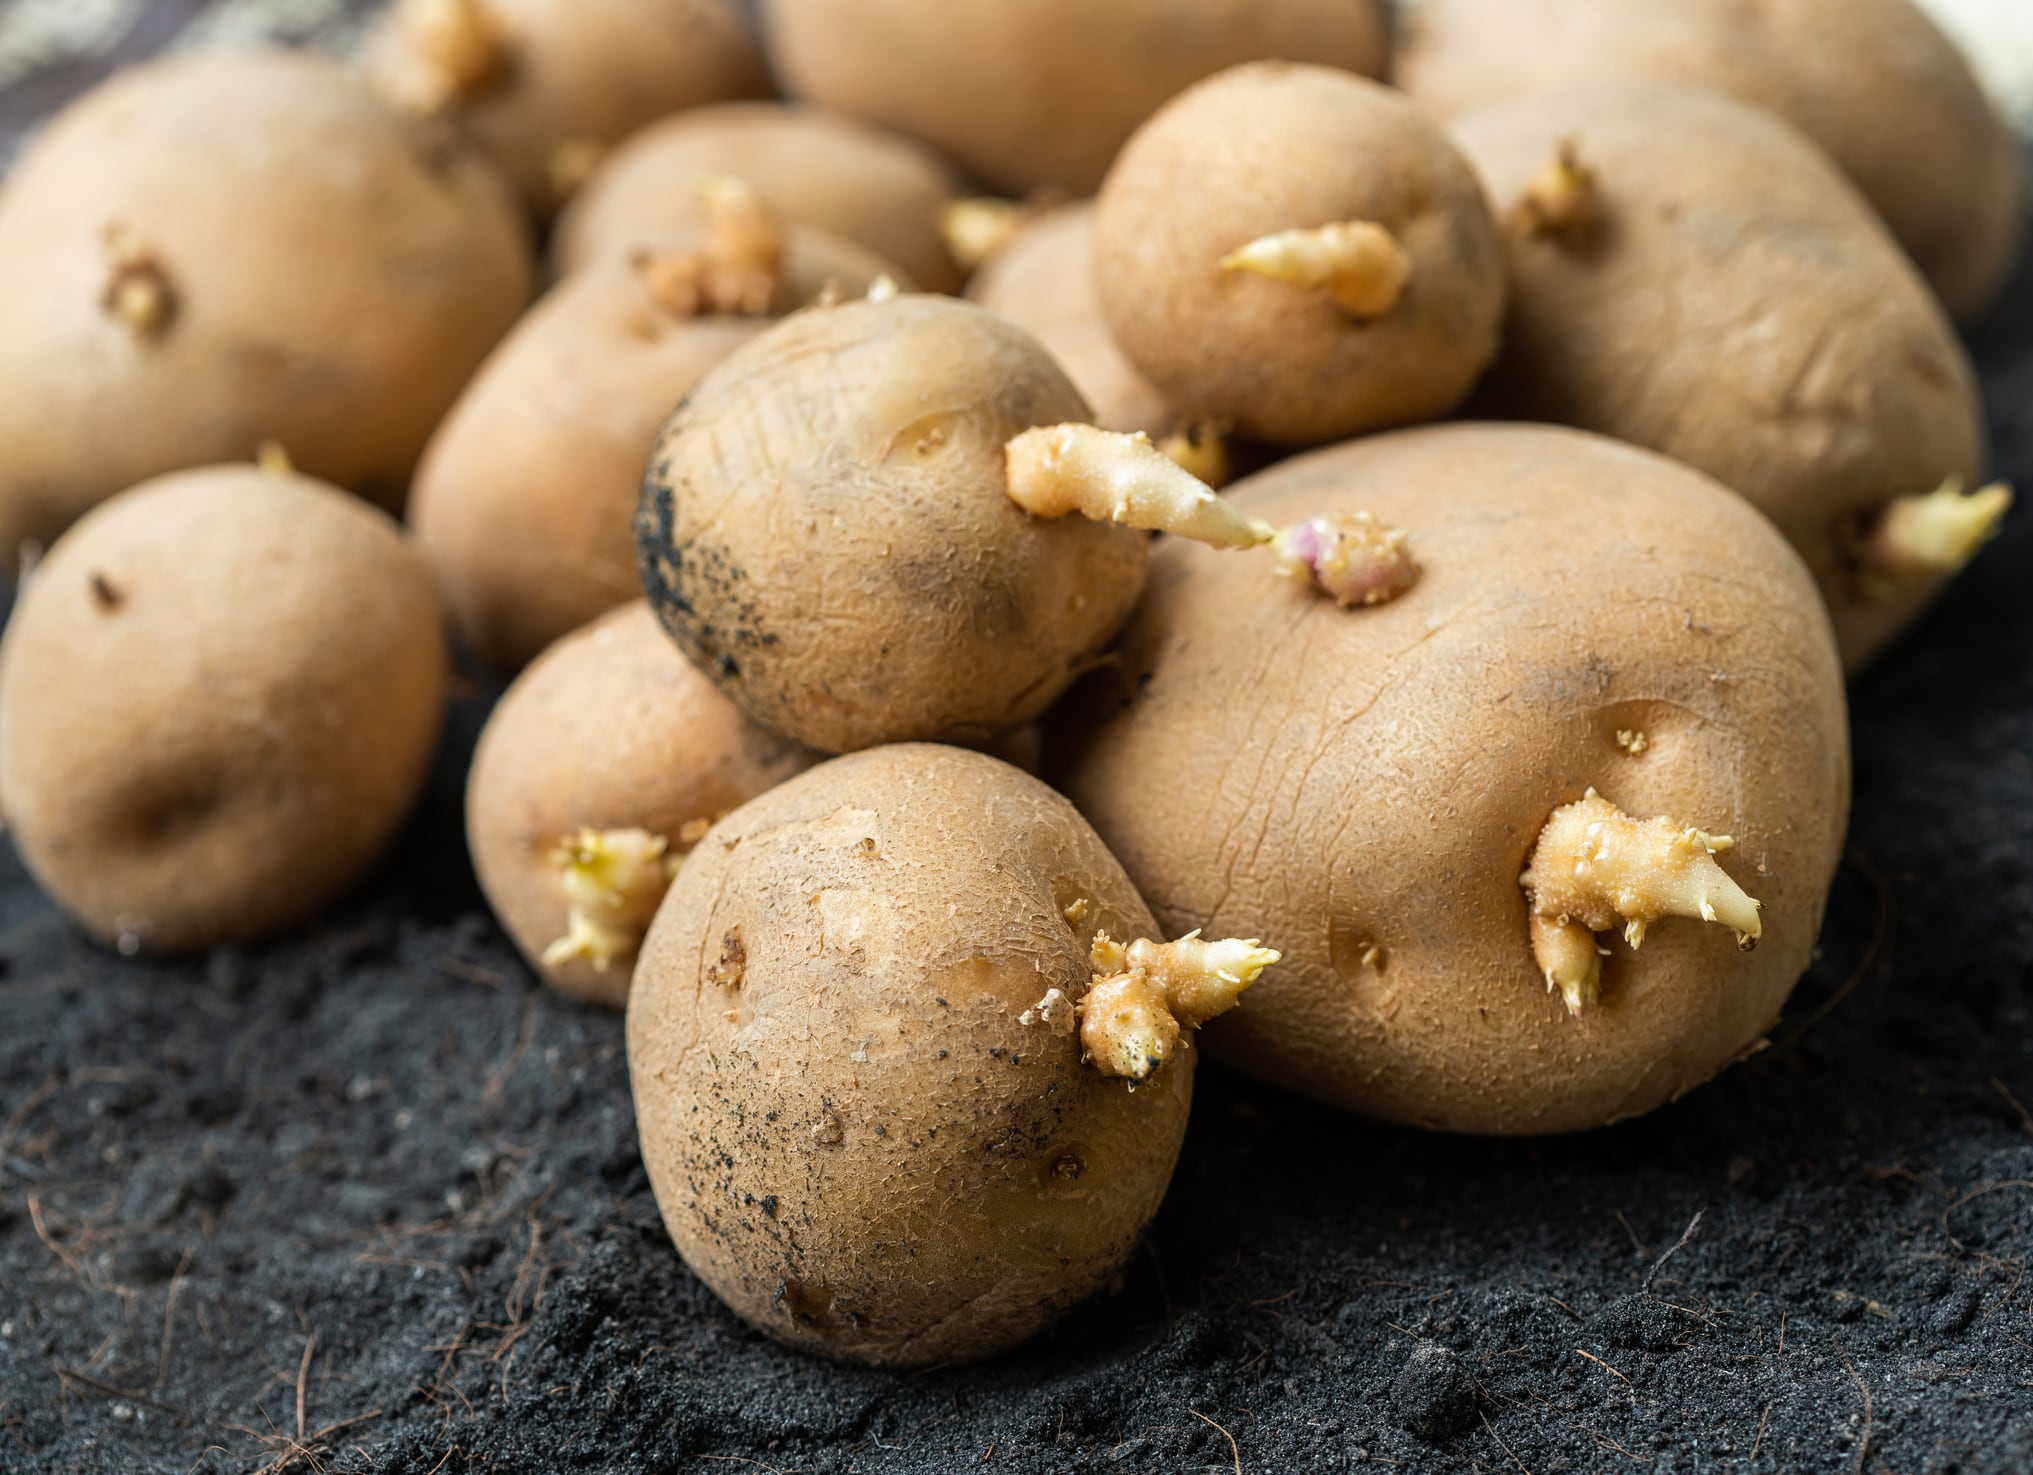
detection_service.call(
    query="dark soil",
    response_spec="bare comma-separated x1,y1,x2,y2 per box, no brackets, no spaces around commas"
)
6,34,2033,1475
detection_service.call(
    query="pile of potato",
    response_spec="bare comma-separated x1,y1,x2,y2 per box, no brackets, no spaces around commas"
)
0,0,2019,1368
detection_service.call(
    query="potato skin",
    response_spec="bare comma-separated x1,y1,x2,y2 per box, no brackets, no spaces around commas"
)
553,102,964,293
1095,63,1507,446
1057,425,1851,1136
1397,0,2024,322
467,602,814,1008
628,744,1191,1367
368,0,770,218
1449,86,1986,671
412,230,901,673
969,204,1175,438
0,51,532,564
637,295,1149,754
0,467,446,955
761,0,1390,198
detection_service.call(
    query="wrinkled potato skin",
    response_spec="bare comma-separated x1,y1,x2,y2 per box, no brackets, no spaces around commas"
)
368,0,770,218
1450,87,1986,671
0,52,532,563
553,103,964,293
0,468,446,955
628,744,1191,1367
637,296,1149,754
969,204,1175,438
467,602,815,1008
1095,64,1506,446
412,230,901,672
761,0,1390,198
1397,0,2024,322
1058,426,1851,1136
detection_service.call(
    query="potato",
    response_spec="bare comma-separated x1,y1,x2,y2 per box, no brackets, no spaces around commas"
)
1397,0,2024,322
1448,85,1993,671
0,50,532,565
1057,425,1851,1136
636,294,1149,754
629,743,1274,1365
554,102,965,293
968,203,1174,439
412,221,902,672
761,0,1390,198
0,466,446,956
466,602,814,1009
1094,63,1507,446
367,0,770,217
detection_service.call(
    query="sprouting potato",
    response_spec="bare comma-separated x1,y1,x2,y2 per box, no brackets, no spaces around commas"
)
466,601,815,1008
1094,63,1508,447
1057,424,1851,1135
627,744,1276,1365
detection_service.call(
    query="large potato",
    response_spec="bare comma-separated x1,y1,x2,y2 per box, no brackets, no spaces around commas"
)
553,102,964,293
1058,425,1851,1136
1095,63,1506,446
0,467,446,955
761,0,1390,197
412,228,901,672
968,204,1174,439
367,0,770,218
628,744,1194,1367
467,602,814,1009
1397,0,2024,321
1449,85,1990,670
636,294,1149,754
0,50,532,564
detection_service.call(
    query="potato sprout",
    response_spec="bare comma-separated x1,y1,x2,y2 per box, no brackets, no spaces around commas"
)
1521,788,1763,1016
1007,424,1419,606
1858,477,2013,584
1219,220,1413,317
1508,138,1599,241
1023,924,1280,1083
542,826,682,971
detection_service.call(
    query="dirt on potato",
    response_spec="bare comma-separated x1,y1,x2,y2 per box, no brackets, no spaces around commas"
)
2,9,2032,1475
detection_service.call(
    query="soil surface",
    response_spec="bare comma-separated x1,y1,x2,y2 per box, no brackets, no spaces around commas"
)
5,20,2033,1475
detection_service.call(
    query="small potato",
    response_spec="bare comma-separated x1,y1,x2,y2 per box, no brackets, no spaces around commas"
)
761,0,1390,198
629,744,1272,1366
1058,425,1851,1136
969,204,1174,440
636,294,1149,754
412,223,902,672
0,467,446,956
367,0,770,217
0,51,532,564
1449,86,1992,670
554,102,965,293
466,602,814,1009
1095,63,1507,446
1397,0,2025,322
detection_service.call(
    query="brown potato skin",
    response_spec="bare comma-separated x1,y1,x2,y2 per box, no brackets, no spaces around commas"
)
0,51,532,564
761,0,1390,197
411,229,902,673
628,744,1191,1367
466,602,815,1009
969,203,1175,438
1057,426,1851,1136
367,0,771,218
553,102,964,293
1449,86,1987,671
0,467,447,956
1095,63,1507,446
1397,0,2024,322
637,295,1149,754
